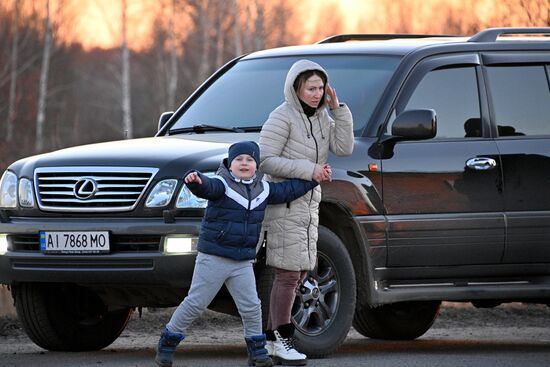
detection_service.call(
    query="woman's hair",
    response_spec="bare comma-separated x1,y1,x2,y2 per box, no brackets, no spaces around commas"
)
293,70,327,93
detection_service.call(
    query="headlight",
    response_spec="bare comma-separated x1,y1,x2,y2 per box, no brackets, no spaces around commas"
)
0,234,8,254
18,178,35,208
145,179,178,208
163,235,198,254
175,172,214,209
0,171,17,208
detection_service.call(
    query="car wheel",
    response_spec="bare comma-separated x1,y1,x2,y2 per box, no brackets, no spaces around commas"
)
14,283,133,351
353,300,441,340
292,226,356,358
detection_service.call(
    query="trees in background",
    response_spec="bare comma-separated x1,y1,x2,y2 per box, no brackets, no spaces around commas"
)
6,0,19,143
0,1,43,167
121,0,132,138
35,0,52,152
0,0,549,171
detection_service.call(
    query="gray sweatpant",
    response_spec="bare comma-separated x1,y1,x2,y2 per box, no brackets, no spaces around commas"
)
166,252,263,338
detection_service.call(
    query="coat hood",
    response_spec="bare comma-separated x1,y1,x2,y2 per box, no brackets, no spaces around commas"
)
283,59,329,112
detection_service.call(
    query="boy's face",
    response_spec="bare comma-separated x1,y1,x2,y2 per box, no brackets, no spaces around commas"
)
229,154,257,180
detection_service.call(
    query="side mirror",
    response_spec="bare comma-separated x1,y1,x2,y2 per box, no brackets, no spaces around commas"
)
158,111,174,132
391,109,437,140
369,109,437,160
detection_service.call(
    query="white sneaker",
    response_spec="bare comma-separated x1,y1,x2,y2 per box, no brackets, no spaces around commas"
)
272,329,307,366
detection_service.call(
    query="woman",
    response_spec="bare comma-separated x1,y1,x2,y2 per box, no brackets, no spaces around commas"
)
259,59,353,365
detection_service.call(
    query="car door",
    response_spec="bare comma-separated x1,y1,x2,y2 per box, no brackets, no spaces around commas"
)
482,52,550,263
382,53,505,271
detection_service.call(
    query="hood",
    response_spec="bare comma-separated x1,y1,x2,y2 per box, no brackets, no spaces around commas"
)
283,59,329,112
9,133,259,179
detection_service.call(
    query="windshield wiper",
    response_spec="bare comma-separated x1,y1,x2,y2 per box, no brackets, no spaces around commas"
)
169,124,245,135
168,124,264,135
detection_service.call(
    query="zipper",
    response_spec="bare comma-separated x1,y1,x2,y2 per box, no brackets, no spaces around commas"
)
244,184,251,243
306,116,319,267
308,117,319,164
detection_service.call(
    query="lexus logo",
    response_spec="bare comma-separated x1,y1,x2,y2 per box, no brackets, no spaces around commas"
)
73,178,98,200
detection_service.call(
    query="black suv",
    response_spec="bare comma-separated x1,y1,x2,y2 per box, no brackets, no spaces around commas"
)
1,27,550,356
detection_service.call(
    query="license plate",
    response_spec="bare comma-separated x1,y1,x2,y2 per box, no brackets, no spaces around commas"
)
40,231,110,254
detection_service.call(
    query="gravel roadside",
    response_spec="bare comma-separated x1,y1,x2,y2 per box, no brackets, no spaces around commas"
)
1,301,550,353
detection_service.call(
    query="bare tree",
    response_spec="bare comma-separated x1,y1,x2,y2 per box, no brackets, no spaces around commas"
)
167,0,178,110
242,1,252,51
516,0,549,26
264,0,297,48
429,0,482,35
214,1,225,70
36,0,52,153
121,0,132,139
253,0,265,50
233,0,243,56
6,0,19,142
195,0,211,84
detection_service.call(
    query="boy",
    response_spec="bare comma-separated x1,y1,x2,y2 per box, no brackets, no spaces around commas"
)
155,141,324,367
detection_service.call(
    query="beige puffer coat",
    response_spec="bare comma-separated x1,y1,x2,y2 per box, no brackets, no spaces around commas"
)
259,59,354,271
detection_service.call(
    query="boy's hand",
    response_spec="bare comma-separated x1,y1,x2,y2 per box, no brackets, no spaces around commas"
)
312,164,332,182
184,171,202,184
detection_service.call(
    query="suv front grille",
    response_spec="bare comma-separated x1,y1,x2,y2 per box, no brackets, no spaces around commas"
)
34,167,158,212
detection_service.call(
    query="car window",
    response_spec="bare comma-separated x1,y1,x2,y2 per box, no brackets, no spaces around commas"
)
400,67,481,139
170,55,401,135
485,65,550,137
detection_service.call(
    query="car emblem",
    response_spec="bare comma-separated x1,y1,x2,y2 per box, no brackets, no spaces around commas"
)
73,178,98,200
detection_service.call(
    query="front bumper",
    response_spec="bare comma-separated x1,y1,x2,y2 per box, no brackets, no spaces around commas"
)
0,216,201,287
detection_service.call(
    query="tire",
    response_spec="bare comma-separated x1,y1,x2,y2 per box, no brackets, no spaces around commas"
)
353,301,441,340
14,283,133,351
291,226,356,358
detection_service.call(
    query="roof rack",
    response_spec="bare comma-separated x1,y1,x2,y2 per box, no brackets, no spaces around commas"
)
317,34,460,44
469,27,550,42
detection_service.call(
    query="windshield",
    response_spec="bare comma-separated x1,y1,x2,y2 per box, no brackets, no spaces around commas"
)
169,55,401,135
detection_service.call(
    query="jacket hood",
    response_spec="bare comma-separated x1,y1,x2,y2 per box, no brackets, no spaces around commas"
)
283,59,329,112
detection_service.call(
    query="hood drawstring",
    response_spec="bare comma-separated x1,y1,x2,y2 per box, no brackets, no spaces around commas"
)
297,107,326,140
294,94,312,139
302,116,311,139
318,116,326,140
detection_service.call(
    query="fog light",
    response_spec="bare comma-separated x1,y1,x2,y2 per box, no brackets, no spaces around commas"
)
0,234,8,255
164,235,198,254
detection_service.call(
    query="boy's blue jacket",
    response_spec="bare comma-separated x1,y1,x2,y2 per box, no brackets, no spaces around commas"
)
186,160,318,261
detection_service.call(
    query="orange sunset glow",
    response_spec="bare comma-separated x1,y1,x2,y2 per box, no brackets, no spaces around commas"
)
62,0,375,50
65,0,377,50
7,0,548,50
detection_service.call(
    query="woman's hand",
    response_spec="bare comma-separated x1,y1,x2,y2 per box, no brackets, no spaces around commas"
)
184,171,202,184
312,164,332,182
326,85,340,109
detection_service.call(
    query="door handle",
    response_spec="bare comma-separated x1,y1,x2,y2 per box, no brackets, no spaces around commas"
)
466,157,497,170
